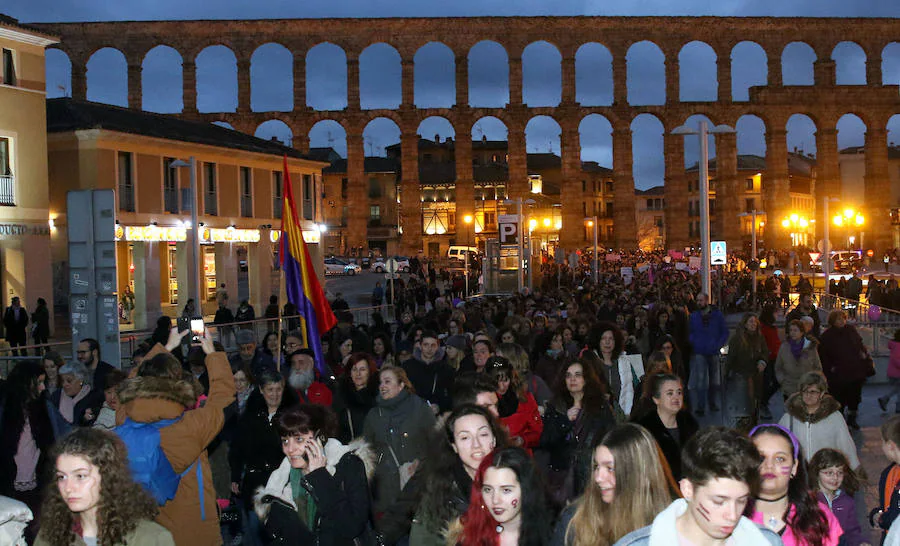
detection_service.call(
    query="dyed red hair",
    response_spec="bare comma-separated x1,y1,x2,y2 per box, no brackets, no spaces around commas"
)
459,451,500,546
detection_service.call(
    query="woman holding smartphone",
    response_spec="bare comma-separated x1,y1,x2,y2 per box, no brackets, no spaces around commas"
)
254,404,375,546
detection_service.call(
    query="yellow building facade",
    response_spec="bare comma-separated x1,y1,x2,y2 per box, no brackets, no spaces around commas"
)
46,99,328,329
0,16,56,327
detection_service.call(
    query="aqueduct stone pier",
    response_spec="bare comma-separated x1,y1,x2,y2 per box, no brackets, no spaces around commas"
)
31,16,900,253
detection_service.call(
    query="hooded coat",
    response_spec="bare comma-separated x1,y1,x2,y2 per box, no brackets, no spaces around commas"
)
778,392,859,469
774,337,822,398
253,438,376,546
115,344,235,546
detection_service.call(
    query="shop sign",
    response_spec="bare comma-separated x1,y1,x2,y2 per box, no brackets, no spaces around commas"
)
201,227,261,243
269,230,321,244
0,223,51,237
118,225,187,242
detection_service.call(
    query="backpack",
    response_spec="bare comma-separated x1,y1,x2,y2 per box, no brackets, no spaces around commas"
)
115,417,206,519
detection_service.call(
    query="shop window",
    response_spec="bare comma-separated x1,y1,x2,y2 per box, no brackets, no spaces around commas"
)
204,162,217,216
163,158,179,213
0,137,14,206
2,49,15,86
117,151,135,212
273,171,283,219
240,167,253,217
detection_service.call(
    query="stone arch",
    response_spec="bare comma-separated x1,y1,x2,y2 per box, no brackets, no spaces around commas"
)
413,42,455,109
836,113,867,152
735,114,767,158
522,41,561,107
678,41,718,102
250,43,293,113
359,42,401,110
680,114,718,168
786,114,818,158
142,45,182,113
525,115,562,155
255,119,293,146
882,42,900,85
86,47,127,106
781,42,816,86
832,42,867,85
631,114,665,189
362,117,402,157
578,114,613,168
468,40,509,108
730,41,767,102
626,41,665,106
888,115,900,147
417,116,456,141
471,116,509,142
306,43,348,111
45,48,72,99
417,116,456,182
575,43,613,107
309,119,348,158
196,45,237,113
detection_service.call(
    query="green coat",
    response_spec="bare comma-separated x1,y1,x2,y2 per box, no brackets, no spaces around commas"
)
35,519,174,546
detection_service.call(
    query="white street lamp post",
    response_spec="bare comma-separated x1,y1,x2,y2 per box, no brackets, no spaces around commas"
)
673,121,735,298
585,216,598,284
739,209,765,309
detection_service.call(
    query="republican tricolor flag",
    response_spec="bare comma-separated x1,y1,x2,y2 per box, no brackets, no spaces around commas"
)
280,156,336,375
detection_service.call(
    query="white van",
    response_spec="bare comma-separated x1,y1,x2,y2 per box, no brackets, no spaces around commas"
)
447,246,479,261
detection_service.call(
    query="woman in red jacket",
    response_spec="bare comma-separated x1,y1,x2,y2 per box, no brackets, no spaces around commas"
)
486,357,543,451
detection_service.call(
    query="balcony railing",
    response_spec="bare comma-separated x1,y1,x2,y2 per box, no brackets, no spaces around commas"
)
0,175,14,206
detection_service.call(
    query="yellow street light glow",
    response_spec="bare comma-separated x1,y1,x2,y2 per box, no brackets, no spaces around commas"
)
528,218,537,231
855,214,864,226
781,219,790,228
463,214,473,224
586,220,594,227
790,213,799,223
542,217,552,227
799,218,808,228
843,208,854,219
554,220,562,230
833,215,843,227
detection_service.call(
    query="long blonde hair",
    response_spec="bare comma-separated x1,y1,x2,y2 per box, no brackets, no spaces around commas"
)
566,424,678,546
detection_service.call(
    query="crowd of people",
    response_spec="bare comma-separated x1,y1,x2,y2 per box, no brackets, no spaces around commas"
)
2,256,900,546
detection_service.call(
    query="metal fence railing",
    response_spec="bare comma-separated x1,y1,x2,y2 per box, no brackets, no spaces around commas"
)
0,305,395,378
815,292,900,356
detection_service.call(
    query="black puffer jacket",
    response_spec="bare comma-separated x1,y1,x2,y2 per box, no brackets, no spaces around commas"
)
230,387,300,501
637,409,699,480
332,378,377,443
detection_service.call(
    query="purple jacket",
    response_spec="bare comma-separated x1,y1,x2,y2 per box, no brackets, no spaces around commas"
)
818,490,865,546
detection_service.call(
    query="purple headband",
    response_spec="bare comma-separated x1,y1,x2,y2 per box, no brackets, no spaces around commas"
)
749,423,801,461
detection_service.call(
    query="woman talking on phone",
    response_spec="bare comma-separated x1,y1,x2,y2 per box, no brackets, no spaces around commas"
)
254,404,376,546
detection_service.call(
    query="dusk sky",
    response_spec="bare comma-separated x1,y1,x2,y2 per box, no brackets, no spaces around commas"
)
7,0,900,189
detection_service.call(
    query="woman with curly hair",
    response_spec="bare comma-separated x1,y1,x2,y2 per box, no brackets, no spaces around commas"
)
35,427,174,546
551,423,679,546
332,352,378,443
591,322,638,418
449,446,551,546
540,361,615,508
749,424,843,546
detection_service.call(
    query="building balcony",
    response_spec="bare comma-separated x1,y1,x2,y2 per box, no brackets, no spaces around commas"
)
0,175,14,206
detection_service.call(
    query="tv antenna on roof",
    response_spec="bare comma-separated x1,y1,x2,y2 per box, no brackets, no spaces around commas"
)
475,124,484,139
365,137,374,156
326,131,334,146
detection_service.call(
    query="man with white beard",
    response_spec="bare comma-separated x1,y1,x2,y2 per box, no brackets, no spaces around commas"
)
287,348,332,406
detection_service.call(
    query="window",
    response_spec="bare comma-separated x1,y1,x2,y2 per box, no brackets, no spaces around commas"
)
646,198,653,210
341,206,348,225
605,202,614,218
745,177,754,190
606,225,613,240
709,199,716,215
341,177,348,199
302,174,313,220
605,181,613,193
581,180,586,192
163,158,179,214
369,177,382,198
240,167,253,218
2,49,15,87
273,171,283,219
745,198,755,213
0,136,14,206
484,211,496,228
204,163,217,216
117,152,134,212
370,205,381,220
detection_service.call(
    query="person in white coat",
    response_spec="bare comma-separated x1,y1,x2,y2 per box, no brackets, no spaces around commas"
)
778,372,859,470
0,495,31,546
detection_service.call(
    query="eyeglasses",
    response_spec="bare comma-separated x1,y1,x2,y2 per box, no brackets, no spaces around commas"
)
820,469,844,478
802,389,823,397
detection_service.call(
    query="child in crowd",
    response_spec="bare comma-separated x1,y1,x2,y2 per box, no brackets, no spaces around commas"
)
872,416,900,539
809,448,868,546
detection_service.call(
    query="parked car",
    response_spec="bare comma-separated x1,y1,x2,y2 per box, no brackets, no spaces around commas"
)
324,257,361,276
372,256,411,273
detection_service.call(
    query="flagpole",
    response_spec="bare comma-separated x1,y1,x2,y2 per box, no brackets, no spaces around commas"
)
275,267,284,372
